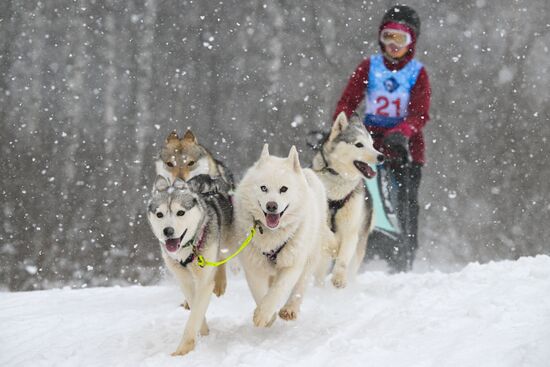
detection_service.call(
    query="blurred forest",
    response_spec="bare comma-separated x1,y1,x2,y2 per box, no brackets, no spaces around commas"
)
1,0,549,291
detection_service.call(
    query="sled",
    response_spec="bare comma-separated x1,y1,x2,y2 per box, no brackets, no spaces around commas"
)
365,163,401,237
365,162,415,271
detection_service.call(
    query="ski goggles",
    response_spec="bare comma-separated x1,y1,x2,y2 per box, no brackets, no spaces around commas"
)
380,29,412,48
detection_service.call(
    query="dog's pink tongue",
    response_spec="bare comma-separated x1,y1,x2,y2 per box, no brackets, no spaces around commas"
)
266,214,280,228
355,161,377,179
365,165,376,178
165,238,181,252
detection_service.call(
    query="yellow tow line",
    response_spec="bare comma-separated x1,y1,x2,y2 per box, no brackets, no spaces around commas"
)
197,227,257,268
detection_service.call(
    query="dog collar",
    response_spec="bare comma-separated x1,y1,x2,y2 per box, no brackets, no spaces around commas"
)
318,143,341,176
195,222,209,251
181,237,194,249
319,147,340,176
322,166,339,176
178,222,209,268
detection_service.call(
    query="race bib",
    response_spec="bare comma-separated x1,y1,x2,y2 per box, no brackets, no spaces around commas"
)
364,54,422,128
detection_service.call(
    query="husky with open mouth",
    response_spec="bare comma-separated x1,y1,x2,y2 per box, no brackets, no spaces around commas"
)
312,112,385,288
231,144,335,327
147,175,232,356
155,129,234,304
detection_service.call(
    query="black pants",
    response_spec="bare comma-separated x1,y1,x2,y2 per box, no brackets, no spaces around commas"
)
391,162,422,271
367,162,422,272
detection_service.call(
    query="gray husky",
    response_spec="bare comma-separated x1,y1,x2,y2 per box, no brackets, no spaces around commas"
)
147,175,232,356
312,112,384,288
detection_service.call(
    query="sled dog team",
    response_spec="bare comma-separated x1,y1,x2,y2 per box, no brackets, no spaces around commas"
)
147,112,384,355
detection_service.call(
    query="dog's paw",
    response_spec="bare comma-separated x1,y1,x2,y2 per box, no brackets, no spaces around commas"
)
213,278,226,297
278,307,298,321
331,273,347,289
253,307,277,328
172,338,195,356
180,301,190,310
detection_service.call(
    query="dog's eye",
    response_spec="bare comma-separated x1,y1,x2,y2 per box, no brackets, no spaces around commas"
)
177,210,185,216
355,142,364,148
280,186,288,193
188,161,195,166
260,185,268,192
156,212,164,218
166,162,174,167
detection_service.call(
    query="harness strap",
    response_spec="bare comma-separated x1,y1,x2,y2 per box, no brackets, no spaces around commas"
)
327,187,358,232
250,216,288,265
262,240,288,265
179,253,196,268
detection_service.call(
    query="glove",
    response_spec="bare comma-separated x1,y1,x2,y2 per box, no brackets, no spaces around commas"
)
383,132,410,165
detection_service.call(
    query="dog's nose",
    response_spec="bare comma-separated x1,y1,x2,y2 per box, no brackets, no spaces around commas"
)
266,201,278,213
163,227,174,237
377,154,385,163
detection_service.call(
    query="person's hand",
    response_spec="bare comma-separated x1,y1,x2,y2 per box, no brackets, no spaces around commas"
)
383,132,410,165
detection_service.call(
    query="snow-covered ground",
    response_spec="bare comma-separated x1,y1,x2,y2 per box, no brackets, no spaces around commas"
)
2,256,550,367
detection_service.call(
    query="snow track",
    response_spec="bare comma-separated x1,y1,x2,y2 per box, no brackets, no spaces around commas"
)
2,256,550,367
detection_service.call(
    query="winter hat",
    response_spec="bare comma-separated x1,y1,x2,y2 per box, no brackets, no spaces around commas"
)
380,5,421,38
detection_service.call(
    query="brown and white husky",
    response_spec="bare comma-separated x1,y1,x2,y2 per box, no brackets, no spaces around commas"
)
156,129,234,194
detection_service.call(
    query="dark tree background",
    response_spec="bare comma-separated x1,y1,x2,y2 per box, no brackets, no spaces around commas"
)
1,0,548,290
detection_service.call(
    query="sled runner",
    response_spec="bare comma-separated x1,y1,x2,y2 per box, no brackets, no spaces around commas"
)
363,163,413,270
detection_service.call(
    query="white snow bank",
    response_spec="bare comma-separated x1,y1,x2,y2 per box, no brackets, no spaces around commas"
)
2,256,550,367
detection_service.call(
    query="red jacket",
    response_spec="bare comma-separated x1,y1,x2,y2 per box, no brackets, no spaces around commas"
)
333,56,431,164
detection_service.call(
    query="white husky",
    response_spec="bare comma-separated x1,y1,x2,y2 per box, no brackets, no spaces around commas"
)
232,145,334,326
312,112,384,288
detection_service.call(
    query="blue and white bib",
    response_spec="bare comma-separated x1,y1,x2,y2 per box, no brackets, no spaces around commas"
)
364,54,423,128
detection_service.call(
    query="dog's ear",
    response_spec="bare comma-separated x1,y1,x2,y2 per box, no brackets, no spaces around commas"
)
287,145,301,173
349,112,362,126
328,112,349,141
154,175,171,192
260,143,270,160
182,129,197,144
166,130,179,143
173,178,187,191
